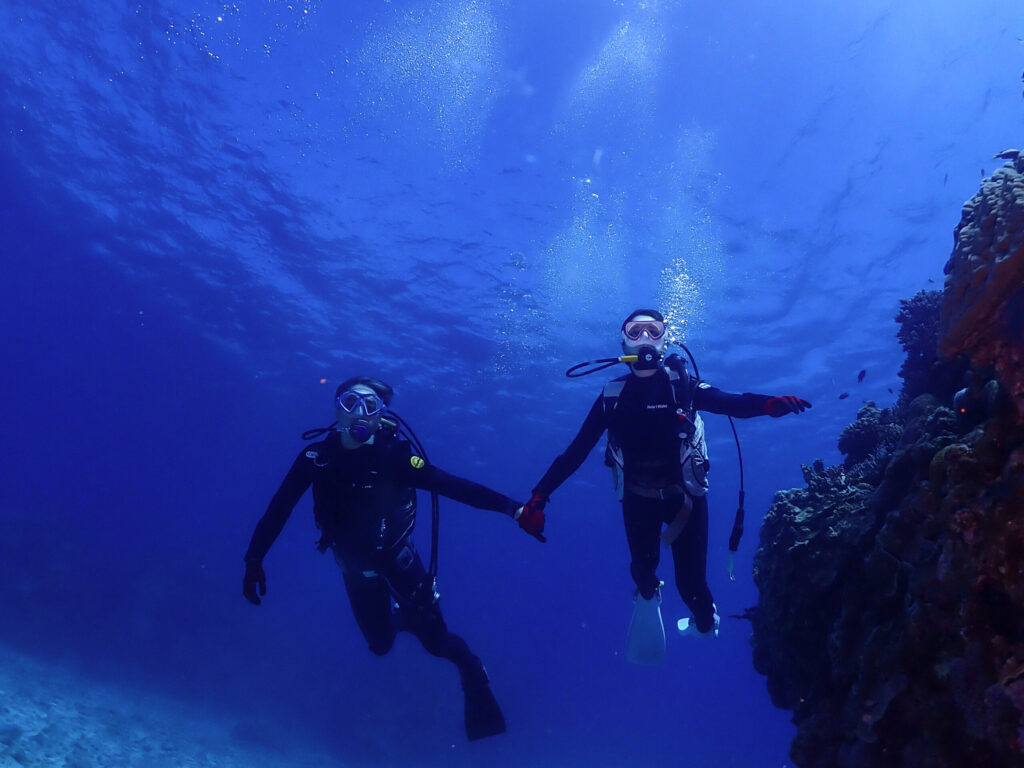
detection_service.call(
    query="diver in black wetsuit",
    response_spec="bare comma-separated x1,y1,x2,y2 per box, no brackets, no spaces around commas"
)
242,376,527,741
515,310,811,642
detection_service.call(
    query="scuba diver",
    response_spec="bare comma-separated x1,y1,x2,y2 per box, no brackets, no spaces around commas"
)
242,376,528,740
515,310,811,664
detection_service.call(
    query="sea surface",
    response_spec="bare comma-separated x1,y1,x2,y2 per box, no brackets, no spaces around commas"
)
1,1,1022,766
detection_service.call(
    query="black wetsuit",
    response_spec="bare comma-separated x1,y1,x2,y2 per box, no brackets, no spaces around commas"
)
245,429,519,676
533,367,771,632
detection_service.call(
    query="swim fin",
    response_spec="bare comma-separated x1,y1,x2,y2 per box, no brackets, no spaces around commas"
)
626,585,666,666
460,663,506,741
677,604,720,639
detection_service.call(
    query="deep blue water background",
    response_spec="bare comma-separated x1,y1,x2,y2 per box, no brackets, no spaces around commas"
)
1,1,1021,766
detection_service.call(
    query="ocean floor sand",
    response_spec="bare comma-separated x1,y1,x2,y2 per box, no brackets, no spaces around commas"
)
0,643,342,768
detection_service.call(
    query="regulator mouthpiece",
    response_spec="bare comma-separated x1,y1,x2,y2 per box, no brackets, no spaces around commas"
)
341,420,374,443
631,345,663,370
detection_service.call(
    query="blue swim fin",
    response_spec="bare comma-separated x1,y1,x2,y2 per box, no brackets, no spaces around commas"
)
626,585,666,666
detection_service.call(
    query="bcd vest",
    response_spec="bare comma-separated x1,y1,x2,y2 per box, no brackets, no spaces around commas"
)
602,370,710,500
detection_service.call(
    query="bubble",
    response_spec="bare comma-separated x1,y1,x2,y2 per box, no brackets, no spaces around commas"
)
659,254,706,343
494,251,547,375
356,0,502,164
654,130,725,344
559,3,681,138
164,1,320,62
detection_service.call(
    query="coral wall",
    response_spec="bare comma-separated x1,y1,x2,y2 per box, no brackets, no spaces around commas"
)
941,153,1024,417
752,155,1024,768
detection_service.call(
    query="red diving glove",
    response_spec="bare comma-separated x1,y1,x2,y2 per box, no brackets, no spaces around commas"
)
243,560,267,605
516,493,548,543
764,396,812,417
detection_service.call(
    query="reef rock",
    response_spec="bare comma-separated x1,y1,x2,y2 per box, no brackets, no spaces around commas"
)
940,153,1024,417
753,155,1024,767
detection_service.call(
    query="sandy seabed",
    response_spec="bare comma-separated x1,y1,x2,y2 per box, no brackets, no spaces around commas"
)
0,643,341,768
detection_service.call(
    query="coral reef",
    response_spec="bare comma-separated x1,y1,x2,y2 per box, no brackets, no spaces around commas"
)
941,153,1024,417
752,155,1024,768
895,290,945,404
836,401,902,476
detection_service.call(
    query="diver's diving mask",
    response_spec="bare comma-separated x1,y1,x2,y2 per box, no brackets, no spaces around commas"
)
335,390,386,417
622,320,666,341
621,317,668,372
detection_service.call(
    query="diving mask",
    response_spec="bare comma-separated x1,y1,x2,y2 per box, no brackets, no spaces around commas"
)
335,390,386,417
622,320,666,341
621,315,667,373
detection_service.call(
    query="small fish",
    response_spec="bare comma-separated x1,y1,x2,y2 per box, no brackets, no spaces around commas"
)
857,369,866,383
888,387,894,394
943,172,949,186
839,392,850,400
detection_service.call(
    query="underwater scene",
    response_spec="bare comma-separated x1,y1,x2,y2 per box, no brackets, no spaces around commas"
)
2,1,1023,766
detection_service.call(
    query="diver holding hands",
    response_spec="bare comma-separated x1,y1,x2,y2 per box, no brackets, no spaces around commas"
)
242,376,534,740
515,310,811,663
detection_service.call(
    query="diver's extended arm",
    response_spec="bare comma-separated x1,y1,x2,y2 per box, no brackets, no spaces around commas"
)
693,383,811,418
244,449,313,564
532,394,607,498
692,383,774,418
410,463,521,516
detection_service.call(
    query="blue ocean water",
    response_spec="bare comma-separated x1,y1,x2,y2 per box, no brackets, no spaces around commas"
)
1,1,1021,765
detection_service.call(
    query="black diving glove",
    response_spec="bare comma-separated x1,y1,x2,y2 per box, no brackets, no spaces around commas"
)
763,396,812,417
243,560,267,605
